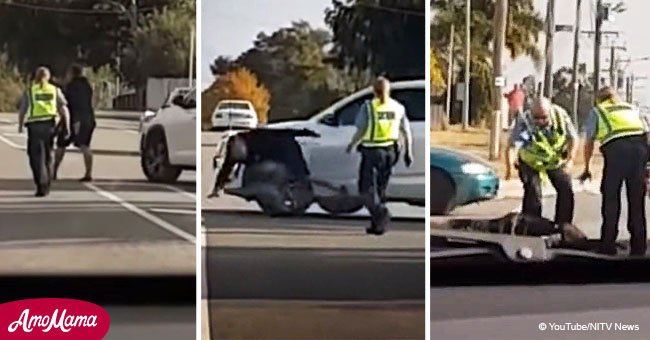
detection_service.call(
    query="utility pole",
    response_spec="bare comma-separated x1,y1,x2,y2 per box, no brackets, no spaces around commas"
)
462,0,471,131
543,0,555,97
570,0,581,124
445,24,455,126
189,27,195,86
594,0,603,104
489,0,507,160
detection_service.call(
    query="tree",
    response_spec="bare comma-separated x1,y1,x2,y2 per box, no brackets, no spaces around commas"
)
431,48,445,96
551,65,593,125
0,0,177,77
208,21,363,122
326,0,425,79
121,0,195,86
0,53,23,112
202,68,271,127
431,0,543,124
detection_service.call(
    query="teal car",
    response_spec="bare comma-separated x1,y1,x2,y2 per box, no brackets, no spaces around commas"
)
430,147,500,215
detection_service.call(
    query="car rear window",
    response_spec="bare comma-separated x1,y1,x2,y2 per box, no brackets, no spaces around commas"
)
218,102,251,110
392,88,425,122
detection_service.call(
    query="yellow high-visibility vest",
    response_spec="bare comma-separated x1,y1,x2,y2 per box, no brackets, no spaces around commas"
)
361,98,403,147
595,99,645,145
27,83,57,123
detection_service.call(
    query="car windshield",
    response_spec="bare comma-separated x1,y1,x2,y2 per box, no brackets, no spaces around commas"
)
218,102,250,110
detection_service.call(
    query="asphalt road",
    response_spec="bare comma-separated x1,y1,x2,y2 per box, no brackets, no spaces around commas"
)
0,115,196,275
201,132,425,339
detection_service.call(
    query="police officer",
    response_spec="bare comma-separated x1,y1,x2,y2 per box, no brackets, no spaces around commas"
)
581,87,649,256
17,67,71,197
53,64,96,182
505,97,579,225
346,77,413,235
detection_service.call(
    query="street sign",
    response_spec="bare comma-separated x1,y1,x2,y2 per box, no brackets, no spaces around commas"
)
555,24,574,32
494,76,505,87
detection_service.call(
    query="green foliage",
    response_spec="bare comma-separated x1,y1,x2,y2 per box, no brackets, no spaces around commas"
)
431,0,543,125
209,21,368,122
122,2,195,86
0,53,23,112
551,65,594,125
84,65,119,109
326,0,425,79
431,48,445,96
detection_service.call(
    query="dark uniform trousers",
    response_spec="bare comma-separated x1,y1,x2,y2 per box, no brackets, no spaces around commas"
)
358,144,397,219
599,134,649,255
518,160,574,225
26,119,56,192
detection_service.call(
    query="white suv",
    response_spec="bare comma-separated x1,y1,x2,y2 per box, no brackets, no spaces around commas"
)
140,88,196,183
211,99,258,130
215,80,425,215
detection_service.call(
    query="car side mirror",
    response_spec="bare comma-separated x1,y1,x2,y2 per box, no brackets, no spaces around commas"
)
320,113,337,127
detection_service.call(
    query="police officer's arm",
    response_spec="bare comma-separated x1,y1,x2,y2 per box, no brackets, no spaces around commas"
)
17,91,28,132
56,88,71,135
563,111,579,163
346,102,369,152
399,109,413,158
582,109,599,173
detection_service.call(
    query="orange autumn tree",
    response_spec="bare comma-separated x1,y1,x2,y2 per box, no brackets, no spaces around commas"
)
202,67,271,128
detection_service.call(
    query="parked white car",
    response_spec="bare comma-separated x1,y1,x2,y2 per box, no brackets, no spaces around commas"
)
211,99,258,131
214,80,425,215
140,87,196,183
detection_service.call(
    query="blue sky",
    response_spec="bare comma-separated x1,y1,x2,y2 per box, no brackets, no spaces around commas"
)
507,0,650,105
201,0,332,88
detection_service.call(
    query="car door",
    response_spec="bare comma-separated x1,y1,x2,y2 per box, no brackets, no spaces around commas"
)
385,87,426,202
164,89,196,166
306,94,373,195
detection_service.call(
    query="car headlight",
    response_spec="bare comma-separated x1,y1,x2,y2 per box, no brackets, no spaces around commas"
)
460,162,490,174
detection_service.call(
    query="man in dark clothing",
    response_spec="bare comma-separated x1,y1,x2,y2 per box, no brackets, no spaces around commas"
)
54,64,96,182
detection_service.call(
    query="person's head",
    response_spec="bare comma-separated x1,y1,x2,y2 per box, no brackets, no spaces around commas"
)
530,96,553,127
373,76,390,101
67,64,84,80
33,66,51,85
596,86,618,104
514,83,521,91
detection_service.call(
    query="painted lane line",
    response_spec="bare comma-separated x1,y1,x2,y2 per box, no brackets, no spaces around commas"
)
160,184,196,200
149,208,196,215
0,134,23,149
84,182,196,244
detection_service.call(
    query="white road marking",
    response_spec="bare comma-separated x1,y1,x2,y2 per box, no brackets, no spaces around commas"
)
0,134,23,149
3,133,24,138
84,183,196,244
160,184,196,200
0,238,115,247
149,208,196,215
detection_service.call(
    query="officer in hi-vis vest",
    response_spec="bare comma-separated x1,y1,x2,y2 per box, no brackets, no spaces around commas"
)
581,86,650,256
18,67,71,197
346,77,413,235
505,97,579,226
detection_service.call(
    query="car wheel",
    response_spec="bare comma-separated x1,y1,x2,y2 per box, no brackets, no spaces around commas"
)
141,129,182,183
430,167,456,215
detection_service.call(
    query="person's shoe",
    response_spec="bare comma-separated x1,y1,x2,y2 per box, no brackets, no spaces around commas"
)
79,176,92,182
52,172,57,181
35,186,46,197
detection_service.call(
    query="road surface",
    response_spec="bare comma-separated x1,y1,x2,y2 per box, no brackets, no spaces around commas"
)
201,132,425,339
0,114,196,275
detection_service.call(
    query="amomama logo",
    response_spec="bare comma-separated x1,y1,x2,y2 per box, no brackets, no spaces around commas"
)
0,298,110,339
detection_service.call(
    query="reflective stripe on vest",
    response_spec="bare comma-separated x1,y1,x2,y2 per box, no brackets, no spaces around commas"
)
518,105,568,172
27,83,57,123
595,99,645,145
361,98,402,147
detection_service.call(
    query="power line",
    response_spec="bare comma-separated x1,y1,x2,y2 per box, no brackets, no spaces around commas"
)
355,3,425,17
0,1,152,15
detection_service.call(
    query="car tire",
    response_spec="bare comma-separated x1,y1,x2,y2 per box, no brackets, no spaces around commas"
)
430,167,456,215
141,129,182,183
